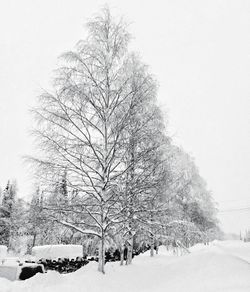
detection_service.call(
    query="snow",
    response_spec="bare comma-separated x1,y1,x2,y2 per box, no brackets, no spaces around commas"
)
0,246,7,258
1,241,250,292
0,265,20,281
31,245,83,260
212,240,250,263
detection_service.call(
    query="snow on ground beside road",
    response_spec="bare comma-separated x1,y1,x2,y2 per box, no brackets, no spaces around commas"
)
32,245,83,260
0,241,250,292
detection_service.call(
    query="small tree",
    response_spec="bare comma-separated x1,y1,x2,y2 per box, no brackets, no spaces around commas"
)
0,181,17,248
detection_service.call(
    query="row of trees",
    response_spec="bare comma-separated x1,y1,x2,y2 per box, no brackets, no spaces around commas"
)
0,8,221,273
0,140,220,268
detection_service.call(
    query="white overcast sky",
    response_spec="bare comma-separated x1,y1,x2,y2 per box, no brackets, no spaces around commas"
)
0,0,249,234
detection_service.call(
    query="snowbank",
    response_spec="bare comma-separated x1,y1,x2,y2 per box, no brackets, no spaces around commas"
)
189,242,210,252
32,245,83,260
1,241,250,292
0,245,7,258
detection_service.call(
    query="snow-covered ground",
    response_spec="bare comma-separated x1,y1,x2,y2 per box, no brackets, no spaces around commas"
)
32,244,83,260
0,246,7,258
0,240,249,292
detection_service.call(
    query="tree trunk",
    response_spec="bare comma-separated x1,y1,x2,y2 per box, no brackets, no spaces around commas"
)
7,228,12,251
32,233,37,247
120,246,124,266
126,237,133,265
155,239,159,255
150,234,154,257
98,235,105,273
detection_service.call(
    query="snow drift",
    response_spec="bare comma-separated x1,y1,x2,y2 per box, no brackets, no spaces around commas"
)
0,241,250,292
31,245,83,260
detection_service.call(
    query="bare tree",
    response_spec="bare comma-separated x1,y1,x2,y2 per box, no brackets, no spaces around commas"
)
29,8,166,273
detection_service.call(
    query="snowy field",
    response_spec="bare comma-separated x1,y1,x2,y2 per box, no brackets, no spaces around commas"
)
0,240,249,292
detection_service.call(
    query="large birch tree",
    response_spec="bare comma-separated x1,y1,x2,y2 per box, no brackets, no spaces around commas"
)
30,8,167,273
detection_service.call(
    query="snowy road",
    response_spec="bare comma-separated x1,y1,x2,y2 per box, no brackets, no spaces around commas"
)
0,241,250,292
212,240,250,264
